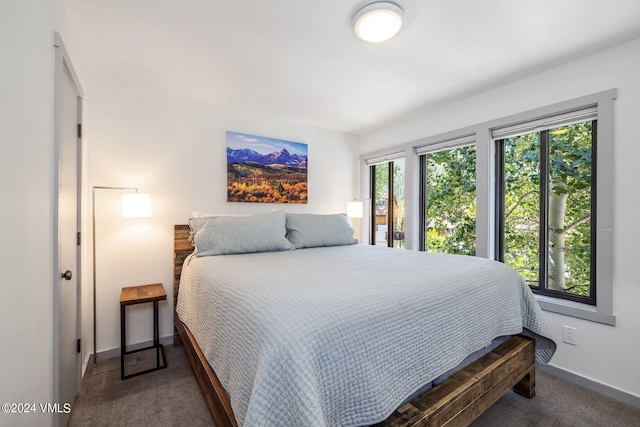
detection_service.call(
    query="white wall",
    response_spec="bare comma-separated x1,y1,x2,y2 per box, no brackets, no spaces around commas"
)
85,78,357,354
0,0,80,425
0,2,54,425
357,37,640,399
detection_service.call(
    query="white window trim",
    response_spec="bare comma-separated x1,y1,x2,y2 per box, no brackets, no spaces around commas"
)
359,89,617,325
365,151,405,166
415,133,476,155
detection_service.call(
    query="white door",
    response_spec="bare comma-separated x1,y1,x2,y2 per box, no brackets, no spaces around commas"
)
55,34,82,427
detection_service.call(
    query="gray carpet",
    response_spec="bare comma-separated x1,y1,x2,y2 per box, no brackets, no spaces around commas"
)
70,345,213,427
70,345,640,426
473,370,640,427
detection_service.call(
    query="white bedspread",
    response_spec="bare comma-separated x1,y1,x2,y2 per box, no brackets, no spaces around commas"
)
177,245,556,427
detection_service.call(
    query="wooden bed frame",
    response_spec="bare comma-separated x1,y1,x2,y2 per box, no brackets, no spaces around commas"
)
173,224,536,427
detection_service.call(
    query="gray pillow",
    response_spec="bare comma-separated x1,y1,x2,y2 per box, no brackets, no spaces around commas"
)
189,211,293,256
285,213,357,249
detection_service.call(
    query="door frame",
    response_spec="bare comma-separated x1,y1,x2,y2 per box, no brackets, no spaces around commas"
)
53,31,83,426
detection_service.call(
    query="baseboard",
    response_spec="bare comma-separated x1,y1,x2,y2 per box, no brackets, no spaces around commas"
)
81,352,91,377
97,335,174,360
539,363,640,409
82,335,174,377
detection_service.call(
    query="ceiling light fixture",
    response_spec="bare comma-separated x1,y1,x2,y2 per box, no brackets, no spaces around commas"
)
353,2,404,43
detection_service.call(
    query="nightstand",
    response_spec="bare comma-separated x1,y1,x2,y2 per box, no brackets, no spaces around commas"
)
120,283,167,380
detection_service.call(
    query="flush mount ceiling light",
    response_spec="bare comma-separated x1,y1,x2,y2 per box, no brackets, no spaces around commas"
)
353,2,404,43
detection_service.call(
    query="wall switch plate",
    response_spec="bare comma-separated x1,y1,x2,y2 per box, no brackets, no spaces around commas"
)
562,325,577,346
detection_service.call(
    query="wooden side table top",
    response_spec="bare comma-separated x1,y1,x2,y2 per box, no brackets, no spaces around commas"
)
120,283,166,306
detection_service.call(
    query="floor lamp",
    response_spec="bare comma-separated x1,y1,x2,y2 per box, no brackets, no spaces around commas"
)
92,186,152,365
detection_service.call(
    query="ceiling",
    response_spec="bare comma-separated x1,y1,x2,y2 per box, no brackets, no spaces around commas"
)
63,0,640,135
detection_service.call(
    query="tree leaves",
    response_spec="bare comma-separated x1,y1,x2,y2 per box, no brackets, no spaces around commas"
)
426,145,476,255
501,122,593,296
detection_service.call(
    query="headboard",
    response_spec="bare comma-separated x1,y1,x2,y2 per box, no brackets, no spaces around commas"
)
173,224,194,344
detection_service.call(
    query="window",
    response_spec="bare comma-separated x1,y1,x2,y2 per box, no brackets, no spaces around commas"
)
360,90,616,324
370,158,405,248
418,142,476,255
495,111,596,305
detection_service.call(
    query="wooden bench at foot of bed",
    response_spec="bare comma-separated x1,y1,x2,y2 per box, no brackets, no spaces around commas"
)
173,224,536,427
376,335,535,427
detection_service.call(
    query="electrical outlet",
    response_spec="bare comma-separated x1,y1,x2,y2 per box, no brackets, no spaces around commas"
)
562,325,577,346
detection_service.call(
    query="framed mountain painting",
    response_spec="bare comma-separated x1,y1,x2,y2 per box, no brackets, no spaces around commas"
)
226,131,308,204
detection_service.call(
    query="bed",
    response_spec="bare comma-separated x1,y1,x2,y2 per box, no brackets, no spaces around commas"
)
173,212,556,427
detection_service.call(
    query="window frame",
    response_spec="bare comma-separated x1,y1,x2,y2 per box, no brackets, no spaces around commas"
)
369,159,405,248
418,138,477,254
494,122,597,305
487,92,615,325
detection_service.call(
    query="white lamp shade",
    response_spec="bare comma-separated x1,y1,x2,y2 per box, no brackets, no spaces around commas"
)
353,2,404,43
347,201,364,218
122,193,152,218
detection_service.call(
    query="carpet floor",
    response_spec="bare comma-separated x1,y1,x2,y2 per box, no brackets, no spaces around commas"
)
69,344,640,426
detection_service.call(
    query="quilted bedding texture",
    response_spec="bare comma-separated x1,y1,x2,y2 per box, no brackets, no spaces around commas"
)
176,244,556,427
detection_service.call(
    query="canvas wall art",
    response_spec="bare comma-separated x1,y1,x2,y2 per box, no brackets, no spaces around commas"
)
226,131,308,204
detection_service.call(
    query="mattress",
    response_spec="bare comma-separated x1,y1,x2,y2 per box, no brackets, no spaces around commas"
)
177,244,555,427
